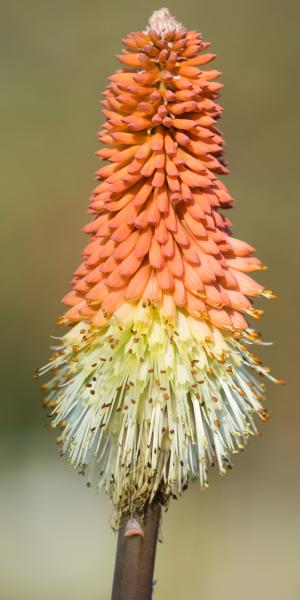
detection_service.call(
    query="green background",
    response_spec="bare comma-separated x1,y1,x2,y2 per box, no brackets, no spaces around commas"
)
1,0,299,598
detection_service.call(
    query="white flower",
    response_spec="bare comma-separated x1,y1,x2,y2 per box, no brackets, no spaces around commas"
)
39,305,276,525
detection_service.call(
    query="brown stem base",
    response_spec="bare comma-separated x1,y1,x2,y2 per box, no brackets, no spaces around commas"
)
111,502,161,600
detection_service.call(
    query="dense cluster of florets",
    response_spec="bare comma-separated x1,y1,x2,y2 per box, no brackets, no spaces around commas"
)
37,9,282,524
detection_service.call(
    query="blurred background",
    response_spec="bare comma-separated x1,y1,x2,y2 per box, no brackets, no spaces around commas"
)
1,0,299,598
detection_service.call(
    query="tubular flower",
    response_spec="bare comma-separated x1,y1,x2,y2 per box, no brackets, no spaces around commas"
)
37,8,282,524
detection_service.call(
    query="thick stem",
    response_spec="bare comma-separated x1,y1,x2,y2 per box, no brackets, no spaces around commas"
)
111,502,161,600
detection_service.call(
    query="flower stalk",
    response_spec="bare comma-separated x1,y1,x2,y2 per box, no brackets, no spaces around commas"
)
111,502,161,600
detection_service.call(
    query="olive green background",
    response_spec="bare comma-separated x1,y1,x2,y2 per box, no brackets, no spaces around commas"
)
1,0,299,598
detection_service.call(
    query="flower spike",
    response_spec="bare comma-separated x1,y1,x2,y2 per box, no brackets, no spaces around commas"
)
37,8,282,526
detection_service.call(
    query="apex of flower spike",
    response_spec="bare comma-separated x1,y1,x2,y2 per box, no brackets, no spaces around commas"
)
145,7,184,36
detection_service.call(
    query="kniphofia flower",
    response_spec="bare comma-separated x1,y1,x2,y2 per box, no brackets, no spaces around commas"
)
37,8,283,526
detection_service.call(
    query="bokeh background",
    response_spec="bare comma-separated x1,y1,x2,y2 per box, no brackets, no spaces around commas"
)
1,0,299,598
